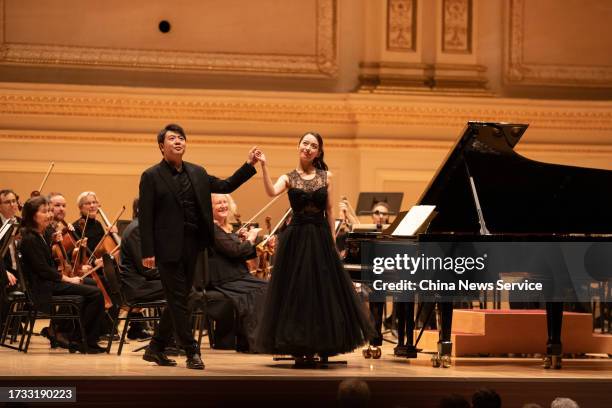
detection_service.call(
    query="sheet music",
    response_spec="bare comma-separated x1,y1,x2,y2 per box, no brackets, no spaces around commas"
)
0,219,13,242
390,205,436,236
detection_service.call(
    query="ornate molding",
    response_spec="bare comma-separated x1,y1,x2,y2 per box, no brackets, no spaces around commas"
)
505,0,612,87
0,93,351,124
442,0,472,53
2,85,612,134
387,0,417,52
0,0,338,78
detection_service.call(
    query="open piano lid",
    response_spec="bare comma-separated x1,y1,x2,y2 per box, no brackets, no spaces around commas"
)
416,121,612,235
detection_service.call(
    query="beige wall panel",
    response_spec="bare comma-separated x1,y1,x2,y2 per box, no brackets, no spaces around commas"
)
521,0,611,67
505,0,612,87
1,0,337,77
382,179,427,209
5,0,316,55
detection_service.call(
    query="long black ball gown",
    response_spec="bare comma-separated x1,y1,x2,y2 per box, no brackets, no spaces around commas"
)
255,169,374,357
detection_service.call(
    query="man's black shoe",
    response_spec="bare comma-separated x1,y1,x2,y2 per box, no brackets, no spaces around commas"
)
186,353,205,370
143,347,177,367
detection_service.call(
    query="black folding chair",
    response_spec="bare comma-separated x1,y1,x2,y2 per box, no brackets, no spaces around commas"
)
101,254,167,355
16,252,89,353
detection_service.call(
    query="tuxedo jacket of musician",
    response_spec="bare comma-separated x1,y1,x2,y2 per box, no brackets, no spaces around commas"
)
138,159,256,263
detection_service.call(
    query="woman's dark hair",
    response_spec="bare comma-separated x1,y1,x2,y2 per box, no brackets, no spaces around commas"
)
299,132,328,171
20,196,49,232
157,123,186,145
132,197,139,219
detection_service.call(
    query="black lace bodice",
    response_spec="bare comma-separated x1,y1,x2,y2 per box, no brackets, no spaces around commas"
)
287,169,328,216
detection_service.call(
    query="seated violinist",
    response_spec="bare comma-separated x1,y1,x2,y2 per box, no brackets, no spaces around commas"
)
208,193,267,352
1,189,20,287
72,191,117,254
19,196,106,353
44,192,75,242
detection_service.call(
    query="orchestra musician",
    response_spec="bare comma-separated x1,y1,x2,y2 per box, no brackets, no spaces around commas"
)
72,191,118,336
0,188,20,336
338,199,411,358
42,192,85,347
19,196,105,353
138,123,259,370
209,193,267,352
1,189,20,287
118,198,164,340
72,191,118,255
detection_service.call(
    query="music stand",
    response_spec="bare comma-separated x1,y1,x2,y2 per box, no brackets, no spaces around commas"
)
0,220,17,258
355,192,403,216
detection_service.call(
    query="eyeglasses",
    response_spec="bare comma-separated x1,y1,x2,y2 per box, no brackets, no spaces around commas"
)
1,199,17,205
373,210,389,216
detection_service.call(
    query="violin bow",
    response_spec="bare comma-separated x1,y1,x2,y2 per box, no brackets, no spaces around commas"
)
238,191,287,233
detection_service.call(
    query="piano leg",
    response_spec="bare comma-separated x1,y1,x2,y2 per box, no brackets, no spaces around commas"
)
544,301,563,369
394,302,417,358
432,302,453,368
363,302,383,359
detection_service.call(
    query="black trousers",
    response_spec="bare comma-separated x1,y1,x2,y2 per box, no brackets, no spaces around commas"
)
52,281,104,345
150,232,200,356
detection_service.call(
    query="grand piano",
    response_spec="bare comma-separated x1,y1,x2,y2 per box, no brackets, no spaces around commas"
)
344,121,612,368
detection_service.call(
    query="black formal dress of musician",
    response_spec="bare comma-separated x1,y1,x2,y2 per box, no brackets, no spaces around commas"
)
255,169,374,358
208,224,267,351
19,197,105,353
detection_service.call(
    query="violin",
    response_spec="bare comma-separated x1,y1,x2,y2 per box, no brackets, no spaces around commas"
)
253,208,292,280
96,207,121,259
72,218,114,310
50,221,74,276
255,216,274,279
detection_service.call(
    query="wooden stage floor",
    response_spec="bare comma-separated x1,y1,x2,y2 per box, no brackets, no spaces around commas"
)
1,329,611,407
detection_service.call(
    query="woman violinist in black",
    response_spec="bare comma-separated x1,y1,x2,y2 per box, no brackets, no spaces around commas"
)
19,196,105,353
208,193,267,352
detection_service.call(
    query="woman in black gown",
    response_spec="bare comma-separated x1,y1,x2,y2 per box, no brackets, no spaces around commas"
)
254,132,374,364
209,193,267,352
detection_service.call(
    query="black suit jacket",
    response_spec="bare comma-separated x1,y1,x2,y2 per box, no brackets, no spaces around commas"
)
138,159,256,263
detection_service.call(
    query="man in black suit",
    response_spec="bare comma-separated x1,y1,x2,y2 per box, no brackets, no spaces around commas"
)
139,123,259,370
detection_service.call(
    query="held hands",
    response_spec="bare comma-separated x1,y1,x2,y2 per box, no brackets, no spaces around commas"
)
247,146,266,166
255,150,266,166
142,256,156,269
247,147,259,166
